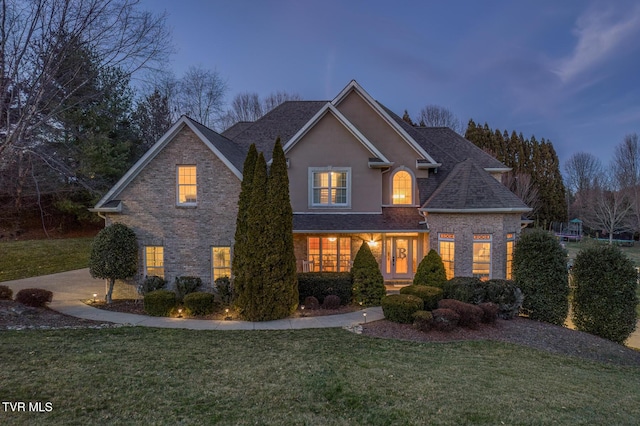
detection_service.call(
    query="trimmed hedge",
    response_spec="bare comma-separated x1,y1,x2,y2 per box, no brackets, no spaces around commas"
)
140,276,167,295
443,277,482,303
413,310,433,332
478,302,499,324
144,290,177,317
381,294,424,323
15,288,53,307
214,276,233,305
443,277,522,319
303,296,320,310
438,299,482,329
0,285,13,300
175,276,202,302
183,292,216,316
572,244,638,344
297,272,352,305
400,285,443,310
432,308,460,331
322,295,341,310
513,228,568,325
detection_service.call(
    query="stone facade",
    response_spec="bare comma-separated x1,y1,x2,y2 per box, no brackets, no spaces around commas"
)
427,212,522,279
105,126,241,295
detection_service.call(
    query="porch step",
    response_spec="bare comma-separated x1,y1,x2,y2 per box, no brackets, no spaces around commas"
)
385,280,412,294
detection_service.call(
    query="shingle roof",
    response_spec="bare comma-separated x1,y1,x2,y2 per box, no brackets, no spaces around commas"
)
186,117,247,172
226,101,327,161
421,158,531,212
221,121,253,140
293,207,426,232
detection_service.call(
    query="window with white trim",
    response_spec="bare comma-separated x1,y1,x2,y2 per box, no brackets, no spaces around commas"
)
392,170,413,205
212,246,231,281
308,237,351,272
145,246,164,278
506,233,515,280
438,233,455,280
310,168,350,207
473,234,492,281
177,165,197,205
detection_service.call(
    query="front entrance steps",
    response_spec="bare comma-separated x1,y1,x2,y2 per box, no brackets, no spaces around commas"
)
385,280,412,294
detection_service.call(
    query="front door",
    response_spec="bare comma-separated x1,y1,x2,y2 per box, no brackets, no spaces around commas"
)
385,237,415,279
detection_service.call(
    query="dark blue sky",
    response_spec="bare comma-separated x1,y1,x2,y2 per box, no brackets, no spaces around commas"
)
141,0,640,166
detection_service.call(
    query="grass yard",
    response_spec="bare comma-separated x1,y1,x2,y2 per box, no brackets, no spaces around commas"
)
0,237,93,282
1,327,639,425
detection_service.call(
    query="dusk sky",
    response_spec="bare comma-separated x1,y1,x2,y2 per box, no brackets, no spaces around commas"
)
140,0,640,166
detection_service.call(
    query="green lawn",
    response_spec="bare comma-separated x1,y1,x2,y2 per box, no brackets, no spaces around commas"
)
0,237,93,282
0,327,639,425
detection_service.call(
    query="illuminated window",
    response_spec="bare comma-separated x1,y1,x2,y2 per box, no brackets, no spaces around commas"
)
310,168,350,206
438,233,455,279
473,234,492,281
307,237,351,271
145,246,164,278
212,246,231,281
177,165,197,205
506,233,515,280
392,170,413,205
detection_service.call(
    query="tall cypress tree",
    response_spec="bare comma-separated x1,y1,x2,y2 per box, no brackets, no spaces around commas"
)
238,152,269,320
263,138,298,319
232,144,258,301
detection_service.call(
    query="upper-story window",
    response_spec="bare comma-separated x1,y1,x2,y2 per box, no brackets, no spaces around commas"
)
177,165,197,206
310,167,350,207
392,169,413,205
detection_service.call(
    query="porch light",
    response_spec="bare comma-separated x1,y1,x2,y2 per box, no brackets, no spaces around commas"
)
367,240,378,247
328,237,337,242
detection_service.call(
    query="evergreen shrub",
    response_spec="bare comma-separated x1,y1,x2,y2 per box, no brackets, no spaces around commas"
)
175,276,202,302
381,294,424,323
572,244,638,344
432,308,460,331
443,277,522,319
400,285,443,310
303,296,320,310
413,310,433,332
0,285,13,300
443,277,482,303
322,295,341,310
352,241,386,306
513,228,568,325
438,299,482,329
144,290,177,316
15,288,52,307
183,292,216,316
297,272,352,305
214,277,233,305
478,302,499,324
140,276,166,295
413,249,447,288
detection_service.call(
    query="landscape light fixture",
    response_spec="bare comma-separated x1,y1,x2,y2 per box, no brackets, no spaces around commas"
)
177,308,183,318
301,305,306,317
363,312,367,323
93,293,97,303
225,308,231,321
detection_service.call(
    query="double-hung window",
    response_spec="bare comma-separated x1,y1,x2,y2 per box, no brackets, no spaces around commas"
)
473,234,492,280
177,165,197,206
438,233,455,280
145,246,164,278
505,233,515,280
212,246,231,281
310,168,350,207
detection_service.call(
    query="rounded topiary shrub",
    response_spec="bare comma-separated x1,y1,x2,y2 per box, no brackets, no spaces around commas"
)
400,285,443,310
322,295,341,310
144,290,177,317
481,279,523,320
513,228,568,325
183,292,216,316
478,302,499,324
413,310,434,332
214,276,234,305
438,299,482,329
432,308,460,332
381,294,424,324
352,241,386,306
303,296,320,310
140,276,167,295
174,276,202,302
15,288,53,307
0,285,13,300
413,249,447,288
572,244,638,344
443,276,483,303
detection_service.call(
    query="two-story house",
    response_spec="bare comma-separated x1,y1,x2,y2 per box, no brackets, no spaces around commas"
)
92,81,530,294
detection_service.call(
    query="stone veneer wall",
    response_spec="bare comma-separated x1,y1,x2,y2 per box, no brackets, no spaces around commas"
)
426,213,522,280
105,126,241,297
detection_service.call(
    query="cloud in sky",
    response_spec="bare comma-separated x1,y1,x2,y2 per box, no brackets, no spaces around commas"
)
554,1,640,83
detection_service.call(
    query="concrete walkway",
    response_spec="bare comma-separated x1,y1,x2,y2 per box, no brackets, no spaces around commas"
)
2,269,383,330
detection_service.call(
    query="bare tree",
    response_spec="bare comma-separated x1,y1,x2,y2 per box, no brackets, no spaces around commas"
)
220,90,302,131
564,152,604,196
613,133,640,232
417,105,463,134
263,90,302,113
0,0,171,164
173,65,227,128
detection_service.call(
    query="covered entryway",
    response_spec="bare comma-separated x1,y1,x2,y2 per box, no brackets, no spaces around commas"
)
384,236,418,280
